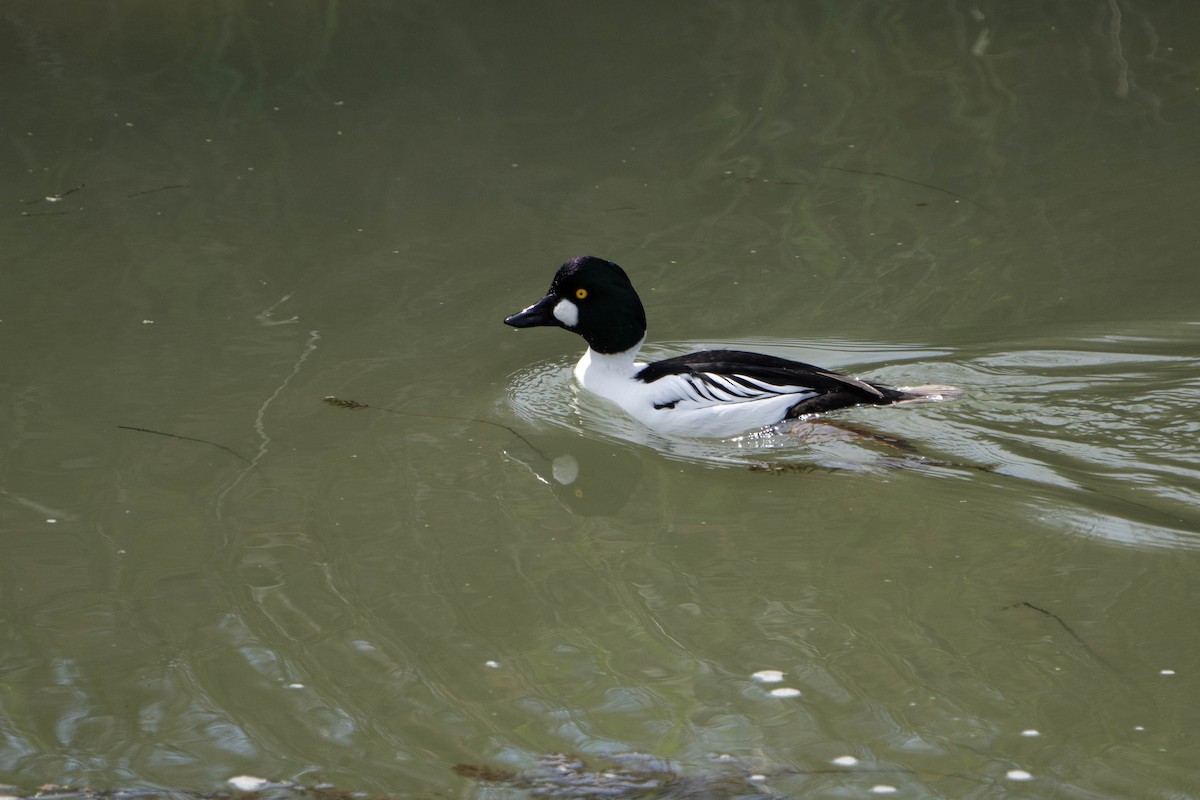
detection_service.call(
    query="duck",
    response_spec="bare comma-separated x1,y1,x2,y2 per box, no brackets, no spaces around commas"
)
503,256,956,439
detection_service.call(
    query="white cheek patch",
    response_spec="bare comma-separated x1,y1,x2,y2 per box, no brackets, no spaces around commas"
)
553,298,579,328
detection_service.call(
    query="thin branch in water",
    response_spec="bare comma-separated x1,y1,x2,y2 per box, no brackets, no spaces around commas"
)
820,165,993,213
117,425,253,465
1004,601,1114,671
126,184,188,198
23,183,85,205
322,396,546,458
735,176,804,186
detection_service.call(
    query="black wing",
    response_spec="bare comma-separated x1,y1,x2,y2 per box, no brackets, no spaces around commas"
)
636,349,907,415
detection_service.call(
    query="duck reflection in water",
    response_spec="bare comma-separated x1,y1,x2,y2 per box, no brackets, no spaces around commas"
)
503,434,642,517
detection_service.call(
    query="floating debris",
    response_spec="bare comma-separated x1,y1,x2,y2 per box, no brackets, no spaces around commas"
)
323,396,369,410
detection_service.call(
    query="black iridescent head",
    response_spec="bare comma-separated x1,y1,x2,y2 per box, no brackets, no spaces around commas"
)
504,256,647,354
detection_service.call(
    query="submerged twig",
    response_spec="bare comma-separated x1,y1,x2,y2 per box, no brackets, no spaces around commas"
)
17,181,189,216
23,183,85,205
735,176,804,186
126,183,188,198
1005,601,1114,671
820,165,993,213
322,396,546,458
117,425,252,465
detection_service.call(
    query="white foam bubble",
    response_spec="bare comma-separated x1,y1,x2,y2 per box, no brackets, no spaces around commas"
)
228,776,269,791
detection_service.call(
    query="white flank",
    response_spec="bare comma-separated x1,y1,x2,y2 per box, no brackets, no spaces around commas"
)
574,344,814,438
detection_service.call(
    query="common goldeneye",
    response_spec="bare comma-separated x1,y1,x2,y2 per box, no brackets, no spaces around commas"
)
504,256,956,438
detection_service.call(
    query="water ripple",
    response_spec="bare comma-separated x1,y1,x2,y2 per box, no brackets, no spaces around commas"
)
505,327,1200,550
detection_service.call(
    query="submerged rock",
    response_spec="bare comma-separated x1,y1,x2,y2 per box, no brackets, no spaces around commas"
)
453,752,770,799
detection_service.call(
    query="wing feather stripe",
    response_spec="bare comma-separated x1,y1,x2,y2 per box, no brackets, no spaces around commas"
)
686,377,716,402
703,374,757,399
729,374,792,395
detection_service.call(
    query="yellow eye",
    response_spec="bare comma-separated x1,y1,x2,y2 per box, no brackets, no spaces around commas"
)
575,288,588,300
